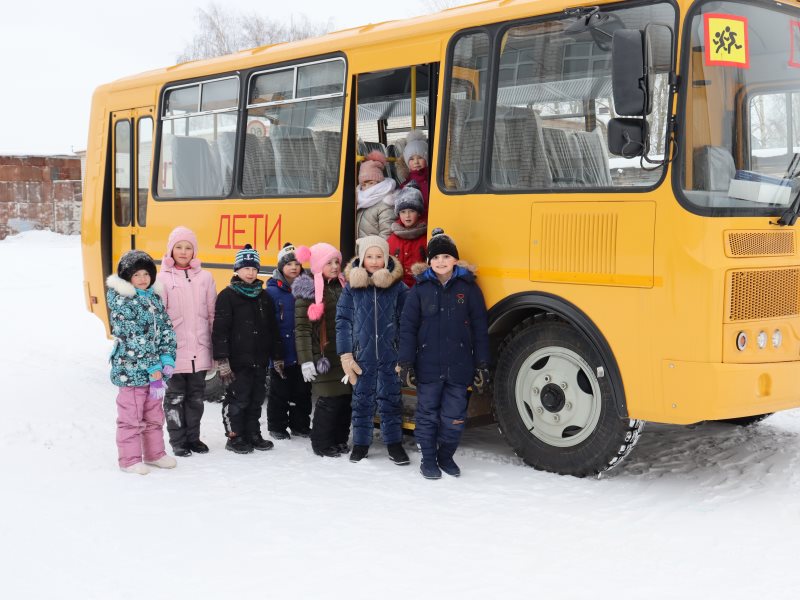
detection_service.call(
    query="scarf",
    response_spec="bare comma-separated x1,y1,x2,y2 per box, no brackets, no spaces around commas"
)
357,178,396,210
229,275,264,298
390,219,427,240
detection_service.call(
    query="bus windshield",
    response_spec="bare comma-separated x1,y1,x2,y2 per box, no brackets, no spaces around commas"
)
680,0,800,215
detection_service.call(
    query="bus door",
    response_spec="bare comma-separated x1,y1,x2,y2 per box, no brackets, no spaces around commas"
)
110,107,154,266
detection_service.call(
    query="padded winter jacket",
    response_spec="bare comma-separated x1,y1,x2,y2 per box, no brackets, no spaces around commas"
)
157,232,216,374
212,277,283,370
336,256,408,372
398,263,490,386
107,275,177,388
266,268,301,366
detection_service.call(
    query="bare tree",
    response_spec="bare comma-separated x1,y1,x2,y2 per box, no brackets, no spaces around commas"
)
177,3,332,62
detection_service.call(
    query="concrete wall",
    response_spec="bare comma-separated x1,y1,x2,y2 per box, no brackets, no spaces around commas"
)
0,155,83,240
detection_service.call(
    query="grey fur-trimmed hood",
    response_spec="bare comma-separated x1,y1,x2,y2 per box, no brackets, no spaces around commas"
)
106,274,166,299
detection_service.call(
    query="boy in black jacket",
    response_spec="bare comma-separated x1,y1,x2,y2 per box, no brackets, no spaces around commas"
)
397,229,490,479
212,244,284,454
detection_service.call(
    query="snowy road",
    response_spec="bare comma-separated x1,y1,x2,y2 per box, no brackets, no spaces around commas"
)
1,232,799,599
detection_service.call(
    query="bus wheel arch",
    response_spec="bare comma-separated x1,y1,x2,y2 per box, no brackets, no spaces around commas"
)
490,294,643,476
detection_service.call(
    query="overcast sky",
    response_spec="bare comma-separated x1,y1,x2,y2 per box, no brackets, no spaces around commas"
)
1,0,458,155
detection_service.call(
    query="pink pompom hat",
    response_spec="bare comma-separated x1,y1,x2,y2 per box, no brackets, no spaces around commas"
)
295,242,346,321
162,225,201,269
358,150,387,184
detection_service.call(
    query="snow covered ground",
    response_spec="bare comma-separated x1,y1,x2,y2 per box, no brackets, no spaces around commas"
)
2,231,800,599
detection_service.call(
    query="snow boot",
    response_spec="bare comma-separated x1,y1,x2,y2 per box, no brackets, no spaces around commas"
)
146,455,177,469
226,435,254,454
269,429,291,440
349,444,369,462
313,445,341,458
187,440,209,454
121,462,150,475
172,445,192,458
290,427,311,438
437,444,461,477
250,434,275,451
419,460,442,480
387,443,410,466
337,443,350,454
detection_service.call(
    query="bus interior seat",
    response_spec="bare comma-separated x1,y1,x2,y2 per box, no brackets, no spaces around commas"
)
216,131,237,194
450,98,485,189
171,135,223,197
386,143,403,184
242,133,277,196
541,126,612,187
693,146,736,191
271,125,320,195
312,129,341,192
491,106,552,189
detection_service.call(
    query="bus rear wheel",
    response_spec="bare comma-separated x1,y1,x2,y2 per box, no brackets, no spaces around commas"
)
494,319,643,477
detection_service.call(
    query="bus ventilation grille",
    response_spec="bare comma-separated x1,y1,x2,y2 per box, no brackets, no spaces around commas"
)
727,231,795,257
729,268,800,321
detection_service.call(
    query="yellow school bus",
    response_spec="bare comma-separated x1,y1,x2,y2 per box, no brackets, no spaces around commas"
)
82,0,800,476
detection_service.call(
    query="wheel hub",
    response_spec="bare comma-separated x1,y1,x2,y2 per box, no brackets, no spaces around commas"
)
539,382,565,413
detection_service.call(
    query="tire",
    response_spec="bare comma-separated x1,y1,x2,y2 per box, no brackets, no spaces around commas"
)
717,413,772,426
203,370,226,403
494,319,643,477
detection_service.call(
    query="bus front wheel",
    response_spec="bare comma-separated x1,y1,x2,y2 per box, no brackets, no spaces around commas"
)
494,319,643,477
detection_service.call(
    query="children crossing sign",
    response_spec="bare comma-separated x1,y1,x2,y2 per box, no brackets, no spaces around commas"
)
704,13,749,68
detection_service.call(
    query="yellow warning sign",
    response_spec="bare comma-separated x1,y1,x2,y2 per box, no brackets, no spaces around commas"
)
705,13,749,68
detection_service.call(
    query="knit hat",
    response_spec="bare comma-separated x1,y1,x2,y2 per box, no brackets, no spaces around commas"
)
358,150,387,185
427,228,459,262
277,242,298,273
394,183,424,216
117,250,157,286
162,225,200,269
357,235,389,265
234,244,260,271
295,242,346,321
403,129,428,164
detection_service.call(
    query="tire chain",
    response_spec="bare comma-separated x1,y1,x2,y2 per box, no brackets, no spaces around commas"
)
599,418,645,477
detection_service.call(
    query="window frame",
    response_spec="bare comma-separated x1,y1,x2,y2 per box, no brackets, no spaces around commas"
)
437,0,679,197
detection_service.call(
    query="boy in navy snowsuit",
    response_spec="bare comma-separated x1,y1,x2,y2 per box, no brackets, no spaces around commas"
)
398,229,490,479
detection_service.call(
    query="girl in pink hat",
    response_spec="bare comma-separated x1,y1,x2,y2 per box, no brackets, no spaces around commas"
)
157,226,217,457
292,242,352,457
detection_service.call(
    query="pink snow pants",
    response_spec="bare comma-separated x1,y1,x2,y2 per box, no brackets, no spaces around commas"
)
116,386,167,468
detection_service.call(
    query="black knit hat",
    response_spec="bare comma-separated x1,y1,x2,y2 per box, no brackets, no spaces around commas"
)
234,244,260,271
117,250,157,286
427,228,459,262
277,242,298,273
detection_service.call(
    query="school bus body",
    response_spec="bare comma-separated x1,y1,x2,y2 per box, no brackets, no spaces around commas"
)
82,0,800,474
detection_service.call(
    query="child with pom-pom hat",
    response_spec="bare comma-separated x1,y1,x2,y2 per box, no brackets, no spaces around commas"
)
356,150,396,239
292,242,352,457
400,129,429,215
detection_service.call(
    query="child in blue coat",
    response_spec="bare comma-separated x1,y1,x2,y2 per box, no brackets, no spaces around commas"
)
397,229,490,479
336,236,409,464
266,243,312,439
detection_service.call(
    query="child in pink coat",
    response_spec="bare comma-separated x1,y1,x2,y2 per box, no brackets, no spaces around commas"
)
157,226,217,457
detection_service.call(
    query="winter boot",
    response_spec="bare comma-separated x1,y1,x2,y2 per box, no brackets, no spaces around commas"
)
172,445,192,458
419,460,442,480
269,429,291,440
349,444,369,463
437,444,461,477
250,434,275,451
313,445,341,458
290,427,311,438
337,443,350,454
226,435,254,454
387,443,410,466
187,440,209,454
146,455,177,469
121,462,150,475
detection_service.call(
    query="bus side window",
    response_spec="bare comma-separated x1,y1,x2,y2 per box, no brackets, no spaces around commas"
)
114,120,132,226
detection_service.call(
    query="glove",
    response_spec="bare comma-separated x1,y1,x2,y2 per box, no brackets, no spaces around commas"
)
273,360,286,379
162,365,175,380
340,353,363,386
301,361,317,383
473,365,491,392
216,359,235,385
148,378,166,401
396,363,416,388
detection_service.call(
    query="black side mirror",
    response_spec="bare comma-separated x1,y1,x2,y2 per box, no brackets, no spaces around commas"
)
612,29,652,117
608,118,649,157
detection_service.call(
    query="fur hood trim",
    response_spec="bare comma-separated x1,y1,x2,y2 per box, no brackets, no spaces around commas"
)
411,260,477,279
345,255,403,289
106,274,165,299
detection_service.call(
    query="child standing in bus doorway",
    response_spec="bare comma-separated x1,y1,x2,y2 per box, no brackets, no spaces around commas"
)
266,242,312,440
388,184,427,287
400,130,429,215
157,226,217,457
292,242,352,458
397,229,490,479
212,244,284,454
336,235,410,464
356,150,396,239
107,250,177,475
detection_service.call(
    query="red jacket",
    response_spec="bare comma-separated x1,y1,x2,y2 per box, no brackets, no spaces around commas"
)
388,219,428,287
401,167,429,215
